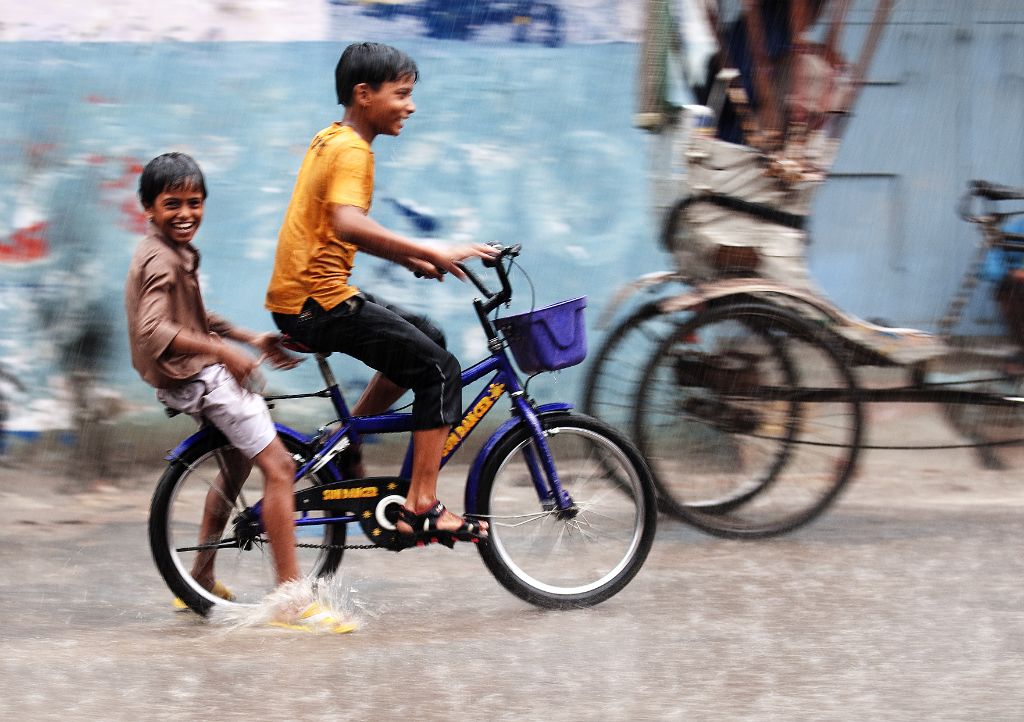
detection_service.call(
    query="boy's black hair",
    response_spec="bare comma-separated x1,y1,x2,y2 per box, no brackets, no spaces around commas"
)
138,152,207,208
335,42,419,106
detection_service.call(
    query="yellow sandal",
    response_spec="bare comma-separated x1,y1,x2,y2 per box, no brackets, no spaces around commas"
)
268,601,357,634
172,580,235,611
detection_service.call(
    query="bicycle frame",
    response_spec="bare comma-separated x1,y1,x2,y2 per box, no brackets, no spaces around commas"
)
272,349,573,528
165,248,576,532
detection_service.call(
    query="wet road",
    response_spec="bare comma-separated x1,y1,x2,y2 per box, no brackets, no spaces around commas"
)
1,406,1022,720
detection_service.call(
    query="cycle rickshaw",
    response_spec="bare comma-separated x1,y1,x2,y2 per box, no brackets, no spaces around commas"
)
583,0,1024,538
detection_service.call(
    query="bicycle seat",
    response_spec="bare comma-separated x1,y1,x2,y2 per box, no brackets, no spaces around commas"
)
280,334,330,356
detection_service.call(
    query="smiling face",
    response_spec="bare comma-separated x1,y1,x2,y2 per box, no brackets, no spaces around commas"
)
363,73,416,138
146,184,205,245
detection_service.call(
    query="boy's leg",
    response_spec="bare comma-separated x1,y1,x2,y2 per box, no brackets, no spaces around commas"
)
351,372,405,416
190,445,300,589
186,366,301,586
191,447,249,589
280,295,485,535
158,376,255,591
251,436,301,584
405,426,449,510
398,425,488,535
335,300,482,530
343,372,406,479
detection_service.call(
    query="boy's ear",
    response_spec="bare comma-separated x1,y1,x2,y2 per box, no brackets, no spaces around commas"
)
353,82,370,106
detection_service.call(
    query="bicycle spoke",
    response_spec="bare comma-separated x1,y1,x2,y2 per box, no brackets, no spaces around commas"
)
474,415,656,606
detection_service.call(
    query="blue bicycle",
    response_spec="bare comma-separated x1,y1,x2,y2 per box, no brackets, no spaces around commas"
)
149,245,657,613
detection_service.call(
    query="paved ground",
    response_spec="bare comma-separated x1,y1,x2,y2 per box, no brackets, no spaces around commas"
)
1,401,1022,721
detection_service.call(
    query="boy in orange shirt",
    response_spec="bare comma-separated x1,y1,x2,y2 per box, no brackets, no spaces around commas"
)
267,42,495,544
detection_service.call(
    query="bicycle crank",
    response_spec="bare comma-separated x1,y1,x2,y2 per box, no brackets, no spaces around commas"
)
293,475,412,551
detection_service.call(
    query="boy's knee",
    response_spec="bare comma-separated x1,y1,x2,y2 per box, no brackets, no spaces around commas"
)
418,318,447,349
438,349,460,384
255,438,293,473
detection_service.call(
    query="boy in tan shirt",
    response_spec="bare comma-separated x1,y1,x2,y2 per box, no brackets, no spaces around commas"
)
126,152,353,632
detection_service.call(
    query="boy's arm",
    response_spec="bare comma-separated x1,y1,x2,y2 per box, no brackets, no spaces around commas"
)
133,259,297,389
170,324,300,386
206,313,302,371
331,205,498,280
166,326,259,386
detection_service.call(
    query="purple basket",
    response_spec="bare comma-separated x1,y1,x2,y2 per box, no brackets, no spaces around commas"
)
494,296,587,375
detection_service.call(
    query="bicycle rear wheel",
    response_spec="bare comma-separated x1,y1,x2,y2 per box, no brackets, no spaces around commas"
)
633,301,862,538
472,412,657,609
149,432,346,616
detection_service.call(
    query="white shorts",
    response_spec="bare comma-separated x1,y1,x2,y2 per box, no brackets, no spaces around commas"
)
157,364,277,460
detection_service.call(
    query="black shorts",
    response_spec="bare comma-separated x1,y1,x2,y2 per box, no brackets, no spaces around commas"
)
273,293,461,431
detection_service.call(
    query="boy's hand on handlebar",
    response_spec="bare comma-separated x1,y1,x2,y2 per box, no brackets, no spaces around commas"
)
406,255,446,280
427,243,501,281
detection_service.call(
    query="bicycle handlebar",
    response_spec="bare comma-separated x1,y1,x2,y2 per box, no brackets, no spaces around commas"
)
457,242,521,313
959,179,1024,223
410,242,521,337
969,179,1024,202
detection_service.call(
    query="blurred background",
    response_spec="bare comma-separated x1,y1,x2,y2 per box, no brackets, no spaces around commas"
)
1,0,1022,479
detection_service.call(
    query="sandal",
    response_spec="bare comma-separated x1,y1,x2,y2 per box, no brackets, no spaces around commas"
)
396,500,487,549
172,580,235,611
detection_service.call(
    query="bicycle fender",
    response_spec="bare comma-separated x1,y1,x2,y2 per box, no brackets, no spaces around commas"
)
463,403,571,511
597,271,685,328
655,278,841,321
164,422,312,462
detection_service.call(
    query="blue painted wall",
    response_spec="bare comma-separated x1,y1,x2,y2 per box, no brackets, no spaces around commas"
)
0,38,656,433
1,0,1023,441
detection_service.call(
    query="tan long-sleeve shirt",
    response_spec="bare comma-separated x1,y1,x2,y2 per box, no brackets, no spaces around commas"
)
124,224,233,389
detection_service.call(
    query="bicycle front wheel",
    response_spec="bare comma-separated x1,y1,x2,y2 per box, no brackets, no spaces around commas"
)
472,412,658,609
634,301,863,538
149,432,346,616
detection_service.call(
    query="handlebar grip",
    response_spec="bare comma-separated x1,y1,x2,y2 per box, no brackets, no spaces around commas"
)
413,267,448,279
480,241,522,268
481,241,504,268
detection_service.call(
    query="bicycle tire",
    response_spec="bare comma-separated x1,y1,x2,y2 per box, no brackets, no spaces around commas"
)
633,301,863,538
149,432,346,616
940,373,1024,469
471,412,658,609
581,300,682,432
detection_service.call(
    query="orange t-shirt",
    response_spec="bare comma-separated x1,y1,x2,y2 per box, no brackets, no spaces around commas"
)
266,123,374,314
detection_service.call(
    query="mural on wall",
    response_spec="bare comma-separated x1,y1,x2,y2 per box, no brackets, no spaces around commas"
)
0,2,658,445
332,0,568,45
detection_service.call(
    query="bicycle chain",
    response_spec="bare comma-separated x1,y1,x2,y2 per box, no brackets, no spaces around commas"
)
296,541,385,551
187,539,388,552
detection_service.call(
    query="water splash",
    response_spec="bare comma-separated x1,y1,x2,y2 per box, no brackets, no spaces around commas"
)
209,575,360,633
